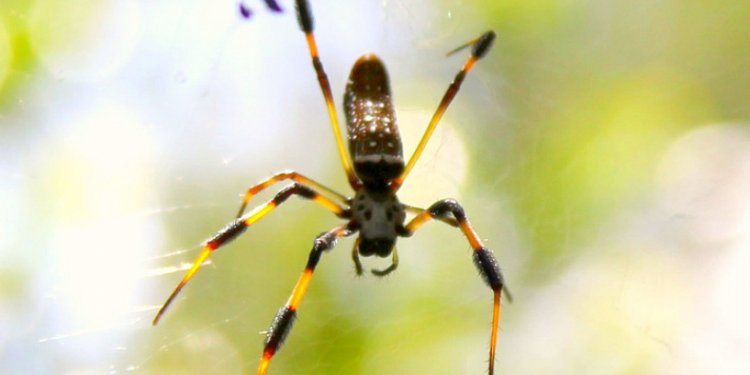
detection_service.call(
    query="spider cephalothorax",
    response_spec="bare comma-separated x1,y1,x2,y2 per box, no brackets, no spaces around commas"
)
351,189,405,258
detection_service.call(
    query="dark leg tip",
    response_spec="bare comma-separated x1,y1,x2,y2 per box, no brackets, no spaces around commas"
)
472,31,496,59
295,0,314,32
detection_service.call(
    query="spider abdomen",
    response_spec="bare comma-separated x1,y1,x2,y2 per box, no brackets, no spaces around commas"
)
344,54,404,188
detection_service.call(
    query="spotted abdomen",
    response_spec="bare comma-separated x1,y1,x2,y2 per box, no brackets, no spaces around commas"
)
344,54,404,188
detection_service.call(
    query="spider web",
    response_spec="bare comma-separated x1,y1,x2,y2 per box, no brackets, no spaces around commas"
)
4,0,750,374
1,1,507,374
127,2,508,373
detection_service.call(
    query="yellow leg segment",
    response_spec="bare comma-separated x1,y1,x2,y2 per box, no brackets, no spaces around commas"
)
152,184,348,326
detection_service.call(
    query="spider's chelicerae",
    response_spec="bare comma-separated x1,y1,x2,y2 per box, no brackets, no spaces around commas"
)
153,1,511,373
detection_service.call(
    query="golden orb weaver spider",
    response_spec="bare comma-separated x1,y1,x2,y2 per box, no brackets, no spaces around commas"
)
153,1,512,374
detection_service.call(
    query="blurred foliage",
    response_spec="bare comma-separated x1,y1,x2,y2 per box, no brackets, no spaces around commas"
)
0,0,36,111
471,0,750,281
3,0,750,374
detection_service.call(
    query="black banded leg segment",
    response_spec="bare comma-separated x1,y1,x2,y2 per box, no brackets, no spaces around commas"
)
403,199,508,292
236,170,349,218
257,224,353,375
152,184,349,326
401,198,509,375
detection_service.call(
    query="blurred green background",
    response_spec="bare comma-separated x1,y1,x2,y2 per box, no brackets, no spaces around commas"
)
2,0,750,374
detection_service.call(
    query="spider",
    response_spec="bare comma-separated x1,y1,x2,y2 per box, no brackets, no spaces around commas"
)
153,1,511,374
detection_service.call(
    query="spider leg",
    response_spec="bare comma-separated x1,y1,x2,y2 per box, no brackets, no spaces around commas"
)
391,31,496,191
294,0,361,189
257,224,354,375
371,247,399,277
403,203,459,227
351,237,364,276
152,183,349,326
235,170,349,218
401,198,510,375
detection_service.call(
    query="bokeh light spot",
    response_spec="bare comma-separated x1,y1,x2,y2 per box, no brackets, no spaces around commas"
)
28,0,140,82
397,110,468,206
